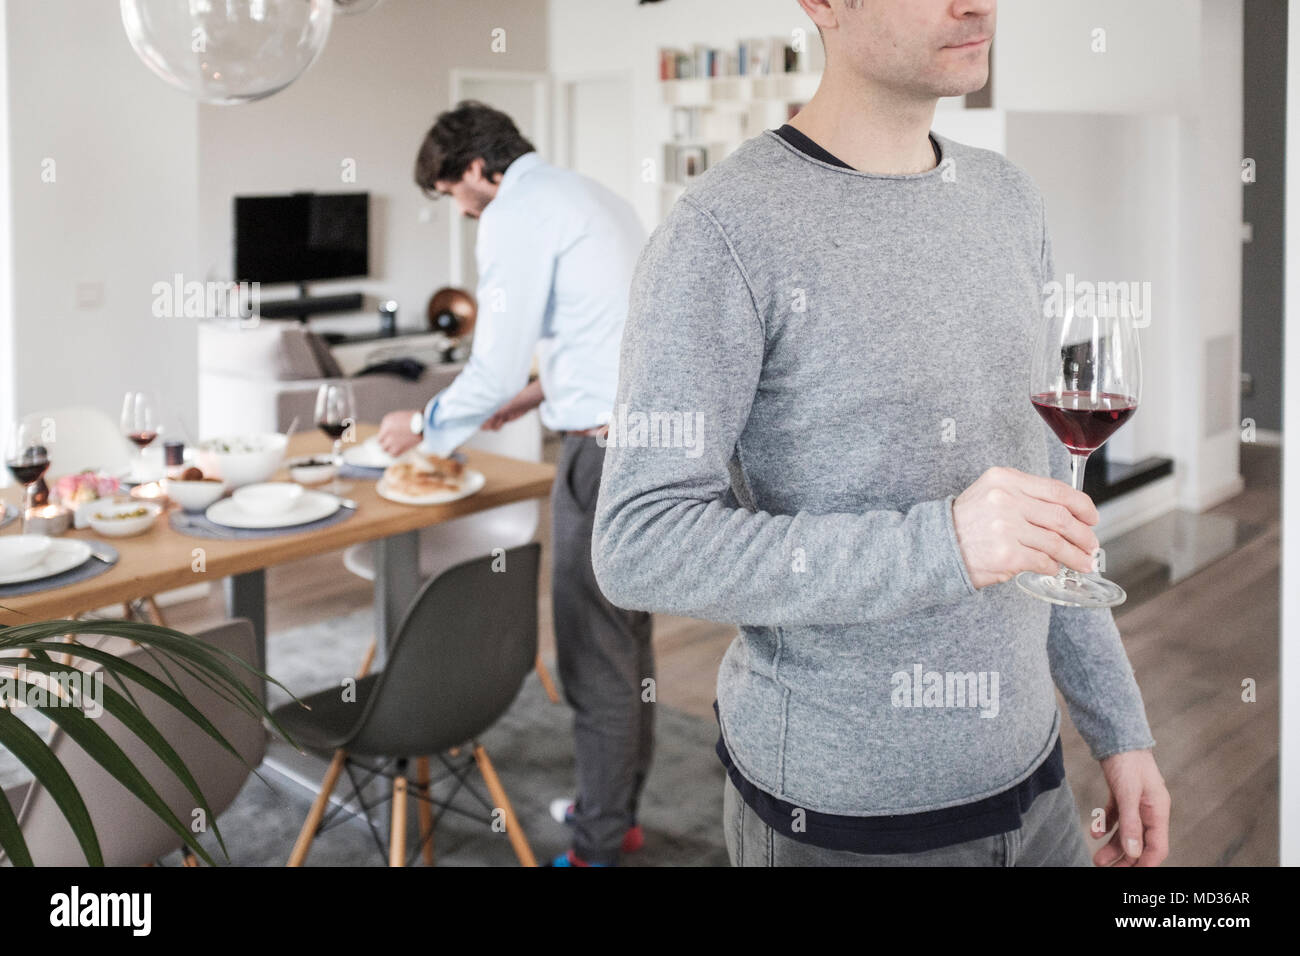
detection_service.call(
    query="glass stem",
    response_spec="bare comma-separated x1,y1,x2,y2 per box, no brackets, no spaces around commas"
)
1059,452,1091,582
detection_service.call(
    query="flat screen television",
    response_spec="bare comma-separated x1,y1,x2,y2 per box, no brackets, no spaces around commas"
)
233,192,369,285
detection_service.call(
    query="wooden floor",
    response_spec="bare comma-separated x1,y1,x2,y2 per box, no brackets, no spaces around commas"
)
165,439,1280,867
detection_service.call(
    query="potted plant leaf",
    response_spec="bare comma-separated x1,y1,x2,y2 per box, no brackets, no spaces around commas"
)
0,618,296,866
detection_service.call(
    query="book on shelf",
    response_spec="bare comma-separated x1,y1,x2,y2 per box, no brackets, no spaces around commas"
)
658,35,824,81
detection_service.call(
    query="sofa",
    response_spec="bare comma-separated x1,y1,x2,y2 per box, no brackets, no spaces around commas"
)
197,319,464,437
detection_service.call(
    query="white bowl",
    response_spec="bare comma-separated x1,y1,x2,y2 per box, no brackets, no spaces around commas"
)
88,501,161,538
165,477,227,513
287,454,340,486
232,481,304,516
0,535,52,575
196,433,289,489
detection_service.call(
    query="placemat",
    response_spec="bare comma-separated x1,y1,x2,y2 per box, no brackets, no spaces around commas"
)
169,502,357,541
339,463,384,480
0,504,17,530
0,540,120,599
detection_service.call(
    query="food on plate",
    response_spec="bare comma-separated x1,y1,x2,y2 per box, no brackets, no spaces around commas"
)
94,507,149,520
383,451,465,497
177,466,220,482
199,436,275,454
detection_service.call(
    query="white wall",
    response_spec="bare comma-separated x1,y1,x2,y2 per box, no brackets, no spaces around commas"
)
549,0,820,230
0,1,13,443
1006,112,1180,479
197,0,549,342
1282,0,1299,869
3,0,200,437
994,0,1201,115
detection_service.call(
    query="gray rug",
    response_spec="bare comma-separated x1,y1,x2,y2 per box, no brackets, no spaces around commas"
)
2,607,728,867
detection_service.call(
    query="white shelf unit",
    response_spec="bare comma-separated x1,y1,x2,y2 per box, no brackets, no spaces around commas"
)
659,71,822,218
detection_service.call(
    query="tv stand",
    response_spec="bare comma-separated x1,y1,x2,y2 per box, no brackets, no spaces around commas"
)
256,287,365,322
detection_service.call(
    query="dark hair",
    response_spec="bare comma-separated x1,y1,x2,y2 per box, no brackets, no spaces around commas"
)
413,100,535,196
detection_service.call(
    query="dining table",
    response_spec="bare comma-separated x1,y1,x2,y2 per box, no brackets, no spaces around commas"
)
0,425,556,669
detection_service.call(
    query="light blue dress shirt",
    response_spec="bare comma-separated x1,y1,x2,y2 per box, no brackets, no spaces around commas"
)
419,153,646,456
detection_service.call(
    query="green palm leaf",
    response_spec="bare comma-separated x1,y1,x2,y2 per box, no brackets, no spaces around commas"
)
0,618,301,866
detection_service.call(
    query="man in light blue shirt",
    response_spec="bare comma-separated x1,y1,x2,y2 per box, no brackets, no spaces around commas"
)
378,101,653,867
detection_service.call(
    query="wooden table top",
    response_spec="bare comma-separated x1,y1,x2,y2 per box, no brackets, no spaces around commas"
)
0,427,554,624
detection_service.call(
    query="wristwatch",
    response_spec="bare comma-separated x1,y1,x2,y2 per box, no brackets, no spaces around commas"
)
409,411,424,435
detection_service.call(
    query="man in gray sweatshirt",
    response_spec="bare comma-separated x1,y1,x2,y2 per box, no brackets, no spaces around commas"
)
592,0,1170,866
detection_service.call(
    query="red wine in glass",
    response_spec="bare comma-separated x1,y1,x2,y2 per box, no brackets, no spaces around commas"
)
4,423,49,528
121,391,159,479
314,382,355,495
1031,391,1137,455
1016,307,1142,609
6,458,49,485
317,421,348,441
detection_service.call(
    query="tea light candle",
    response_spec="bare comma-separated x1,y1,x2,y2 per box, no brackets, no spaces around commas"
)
129,481,170,506
23,503,71,535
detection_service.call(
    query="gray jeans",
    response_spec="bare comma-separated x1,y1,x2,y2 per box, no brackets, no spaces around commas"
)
552,434,655,865
723,773,1094,866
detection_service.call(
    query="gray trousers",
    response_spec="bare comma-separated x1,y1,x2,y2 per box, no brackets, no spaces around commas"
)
552,434,655,865
723,773,1094,866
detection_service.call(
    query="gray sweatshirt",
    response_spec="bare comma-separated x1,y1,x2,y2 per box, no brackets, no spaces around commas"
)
592,129,1155,815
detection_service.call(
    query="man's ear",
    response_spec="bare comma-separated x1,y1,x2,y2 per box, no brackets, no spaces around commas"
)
464,156,487,184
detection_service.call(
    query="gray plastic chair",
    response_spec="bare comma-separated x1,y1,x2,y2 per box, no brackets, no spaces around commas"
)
3,619,266,866
278,543,540,867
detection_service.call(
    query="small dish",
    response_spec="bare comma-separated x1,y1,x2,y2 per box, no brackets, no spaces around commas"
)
0,534,53,575
232,481,304,516
287,454,341,486
87,501,162,538
166,476,227,513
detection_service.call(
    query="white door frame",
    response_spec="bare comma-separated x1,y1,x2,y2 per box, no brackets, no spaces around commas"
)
447,69,550,288
552,68,636,174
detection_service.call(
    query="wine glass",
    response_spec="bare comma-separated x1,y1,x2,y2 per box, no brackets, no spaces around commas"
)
1016,298,1142,608
4,421,50,529
121,391,159,480
314,382,355,495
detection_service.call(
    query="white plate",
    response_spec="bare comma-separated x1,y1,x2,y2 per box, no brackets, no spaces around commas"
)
206,490,341,529
0,539,93,585
376,468,485,506
342,437,396,470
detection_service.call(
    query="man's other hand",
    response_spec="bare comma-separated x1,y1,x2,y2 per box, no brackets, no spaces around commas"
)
378,409,422,457
1093,749,1171,866
483,379,545,431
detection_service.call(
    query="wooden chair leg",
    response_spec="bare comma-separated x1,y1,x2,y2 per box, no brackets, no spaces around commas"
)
286,751,348,867
472,744,537,867
534,653,561,704
286,640,376,867
357,639,376,678
145,596,167,627
416,757,434,865
389,766,408,867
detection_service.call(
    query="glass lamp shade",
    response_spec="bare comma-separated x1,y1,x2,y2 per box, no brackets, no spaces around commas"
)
120,0,334,106
334,0,385,14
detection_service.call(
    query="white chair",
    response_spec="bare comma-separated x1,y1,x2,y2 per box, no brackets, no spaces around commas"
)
342,410,559,702
20,405,131,480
